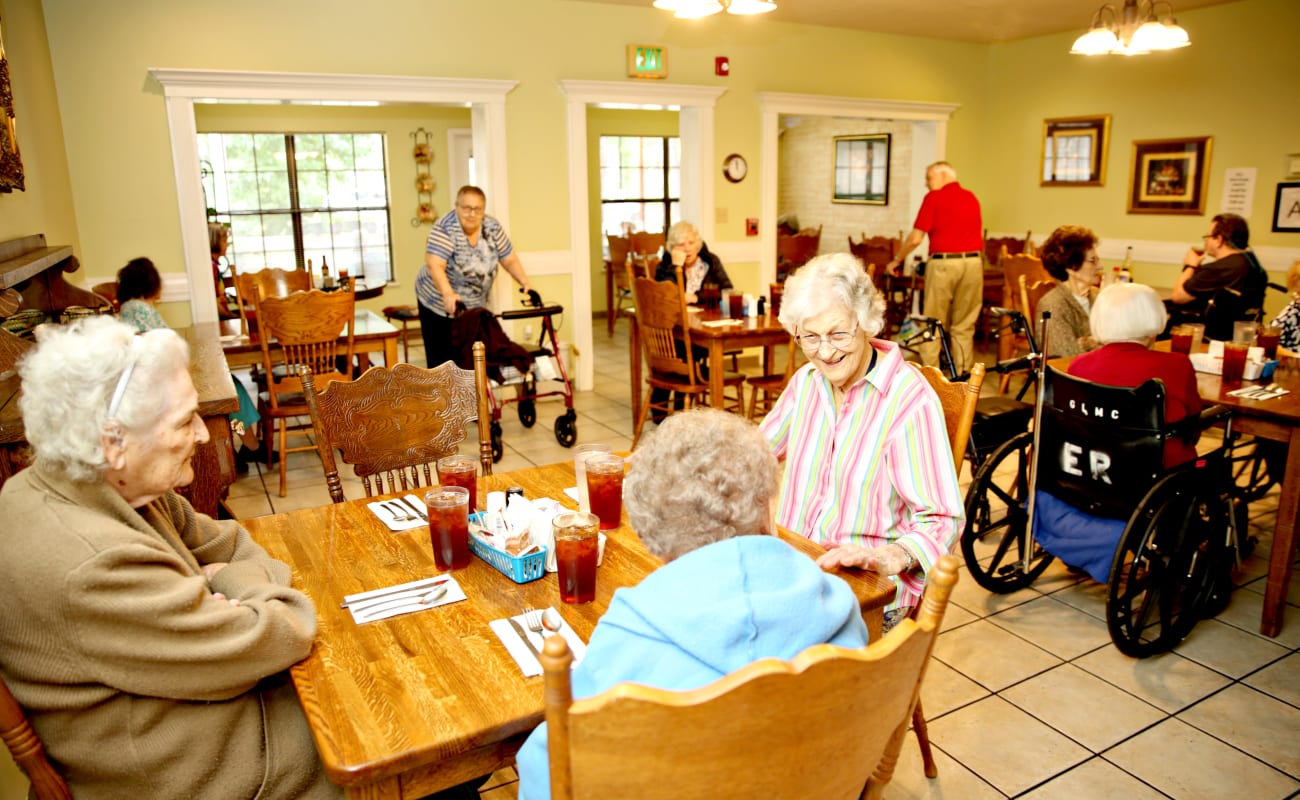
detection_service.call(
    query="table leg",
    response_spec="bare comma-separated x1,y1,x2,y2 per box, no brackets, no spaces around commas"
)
383,334,398,368
629,315,642,426
708,339,725,409
1261,427,1300,637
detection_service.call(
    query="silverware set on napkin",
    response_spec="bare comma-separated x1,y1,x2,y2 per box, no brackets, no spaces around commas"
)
1229,383,1288,401
341,576,452,622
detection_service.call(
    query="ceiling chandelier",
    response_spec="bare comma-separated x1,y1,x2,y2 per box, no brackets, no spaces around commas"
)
1071,0,1191,55
652,0,776,19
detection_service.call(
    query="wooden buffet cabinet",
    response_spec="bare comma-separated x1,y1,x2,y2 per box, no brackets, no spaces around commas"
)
0,234,238,517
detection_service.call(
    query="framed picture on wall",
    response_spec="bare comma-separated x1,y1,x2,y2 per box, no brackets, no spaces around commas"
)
1273,182,1300,232
1041,115,1110,186
1126,136,1212,215
832,134,890,205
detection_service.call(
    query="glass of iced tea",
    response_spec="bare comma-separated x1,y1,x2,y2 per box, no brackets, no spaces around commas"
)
1257,325,1281,360
436,455,478,512
1170,325,1194,355
585,454,625,531
425,486,471,570
573,443,612,512
1221,341,1250,386
553,511,600,604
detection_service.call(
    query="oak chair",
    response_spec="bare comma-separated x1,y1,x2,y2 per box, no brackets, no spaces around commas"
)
628,264,745,445
0,671,71,800
91,281,120,312
606,234,633,336
776,225,822,281
746,334,799,420
997,252,1053,392
900,361,984,779
540,555,961,800
983,229,1033,267
254,287,357,497
233,267,313,337
302,341,492,503
849,232,901,277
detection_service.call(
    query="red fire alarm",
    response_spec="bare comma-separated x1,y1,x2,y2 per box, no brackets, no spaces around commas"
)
715,57,730,77
746,218,759,236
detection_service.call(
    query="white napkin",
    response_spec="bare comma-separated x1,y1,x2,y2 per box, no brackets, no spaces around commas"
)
345,575,466,624
489,607,587,677
366,495,427,532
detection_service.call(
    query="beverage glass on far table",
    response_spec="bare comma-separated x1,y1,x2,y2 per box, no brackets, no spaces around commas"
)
1170,325,1194,355
585,454,626,531
573,443,612,512
553,511,600,604
1232,320,1259,347
1221,341,1250,386
1257,325,1281,360
425,486,471,570
437,454,479,512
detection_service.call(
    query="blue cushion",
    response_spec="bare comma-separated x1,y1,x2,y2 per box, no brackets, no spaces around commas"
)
1032,490,1126,583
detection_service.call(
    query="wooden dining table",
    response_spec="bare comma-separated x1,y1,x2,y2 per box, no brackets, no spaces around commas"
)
217,308,400,372
628,306,790,423
243,460,895,798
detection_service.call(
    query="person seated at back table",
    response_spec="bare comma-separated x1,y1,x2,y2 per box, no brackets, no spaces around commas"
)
0,316,341,799
759,252,964,633
1269,260,1300,353
115,256,167,332
1170,212,1267,341
1069,282,1202,468
514,408,870,799
1036,225,1102,359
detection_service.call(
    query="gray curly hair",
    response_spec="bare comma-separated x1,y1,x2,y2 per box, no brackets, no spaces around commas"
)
18,315,190,482
624,409,778,561
777,252,887,338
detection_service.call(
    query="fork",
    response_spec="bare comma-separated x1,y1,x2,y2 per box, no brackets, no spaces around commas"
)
383,502,414,523
523,607,544,635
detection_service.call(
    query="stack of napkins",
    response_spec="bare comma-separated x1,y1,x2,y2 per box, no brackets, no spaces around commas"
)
343,576,466,623
489,608,588,677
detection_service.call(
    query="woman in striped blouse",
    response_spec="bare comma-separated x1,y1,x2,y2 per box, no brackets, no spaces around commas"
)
759,253,964,629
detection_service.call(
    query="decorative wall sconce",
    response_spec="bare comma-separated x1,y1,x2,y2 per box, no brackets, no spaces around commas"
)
411,128,436,226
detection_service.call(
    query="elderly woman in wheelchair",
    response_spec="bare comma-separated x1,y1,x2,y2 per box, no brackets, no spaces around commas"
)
962,283,1247,657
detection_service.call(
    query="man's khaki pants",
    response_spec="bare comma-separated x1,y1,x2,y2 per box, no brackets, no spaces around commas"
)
917,254,984,375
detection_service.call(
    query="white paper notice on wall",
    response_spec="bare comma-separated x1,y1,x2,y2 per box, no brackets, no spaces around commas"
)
1220,168,1256,218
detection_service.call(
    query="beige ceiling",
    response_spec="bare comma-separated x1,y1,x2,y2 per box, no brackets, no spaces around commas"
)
578,0,1236,44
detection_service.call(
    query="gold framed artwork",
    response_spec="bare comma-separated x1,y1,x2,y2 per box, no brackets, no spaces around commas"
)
1041,115,1110,186
1126,136,1212,215
0,19,25,193
832,134,890,205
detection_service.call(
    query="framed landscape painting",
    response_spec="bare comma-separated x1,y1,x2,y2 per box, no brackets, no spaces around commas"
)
1126,136,1212,215
832,134,890,205
1041,115,1110,186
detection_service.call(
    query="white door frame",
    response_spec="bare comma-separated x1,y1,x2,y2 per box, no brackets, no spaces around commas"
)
560,80,727,391
756,92,961,286
447,128,474,197
148,68,518,324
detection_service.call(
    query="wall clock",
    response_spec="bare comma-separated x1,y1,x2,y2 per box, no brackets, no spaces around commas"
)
723,153,748,183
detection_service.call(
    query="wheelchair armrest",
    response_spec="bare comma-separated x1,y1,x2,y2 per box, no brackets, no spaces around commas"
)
1165,404,1232,442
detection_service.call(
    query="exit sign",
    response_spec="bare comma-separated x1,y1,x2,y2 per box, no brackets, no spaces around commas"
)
627,45,668,79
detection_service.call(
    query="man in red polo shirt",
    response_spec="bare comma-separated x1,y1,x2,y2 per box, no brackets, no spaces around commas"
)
887,161,984,375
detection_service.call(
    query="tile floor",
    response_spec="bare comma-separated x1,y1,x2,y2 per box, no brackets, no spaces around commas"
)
224,321,1299,800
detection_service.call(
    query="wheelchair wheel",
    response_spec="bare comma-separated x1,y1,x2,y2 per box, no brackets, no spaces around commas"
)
1106,470,1233,657
490,421,503,463
1231,438,1281,504
961,431,1055,593
518,399,537,428
554,410,577,448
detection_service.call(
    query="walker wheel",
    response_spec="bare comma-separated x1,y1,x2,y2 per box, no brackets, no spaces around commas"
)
555,411,577,448
518,399,537,428
490,421,503,463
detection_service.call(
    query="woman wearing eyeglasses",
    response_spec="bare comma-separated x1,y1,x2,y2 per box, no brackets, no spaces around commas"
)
1036,225,1103,359
758,253,963,630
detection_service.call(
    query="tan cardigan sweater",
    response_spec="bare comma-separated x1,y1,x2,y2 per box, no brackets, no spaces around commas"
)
0,465,341,799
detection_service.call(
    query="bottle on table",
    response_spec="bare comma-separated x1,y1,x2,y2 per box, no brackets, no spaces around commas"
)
1119,247,1134,283
320,257,335,291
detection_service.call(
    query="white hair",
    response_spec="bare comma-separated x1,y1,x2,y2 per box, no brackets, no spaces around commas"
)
624,409,778,561
928,161,957,180
666,220,699,249
1089,283,1168,344
18,315,190,481
777,252,887,338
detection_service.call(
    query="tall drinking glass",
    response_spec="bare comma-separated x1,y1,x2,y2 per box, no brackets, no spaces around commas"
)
1170,325,1194,355
553,511,600,604
585,454,625,531
436,455,479,512
425,486,471,570
573,443,612,512
1221,341,1250,386
1257,325,1281,360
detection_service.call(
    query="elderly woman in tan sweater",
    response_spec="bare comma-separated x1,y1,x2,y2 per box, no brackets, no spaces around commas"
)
1036,225,1103,358
0,316,340,799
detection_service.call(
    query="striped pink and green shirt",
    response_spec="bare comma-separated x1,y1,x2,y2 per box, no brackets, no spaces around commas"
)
759,340,964,610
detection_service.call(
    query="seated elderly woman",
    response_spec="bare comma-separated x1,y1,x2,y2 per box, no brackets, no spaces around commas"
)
116,256,167,332
1069,282,1202,468
1269,259,1300,353
1036,225,1102,358
0,317,341,799
759,252,963,630
514,408,869,799
654,220,732,304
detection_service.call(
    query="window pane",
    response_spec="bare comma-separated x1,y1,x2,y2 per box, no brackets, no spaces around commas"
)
302,211,332,252
227,171,260,212
222,134,256,172
642,141,664,167
356,170,387,206
327,171,358,207
294,134,326,171
257,171,290,209
354,134,384,169
325,134,354,170
360,210,389,246
253,134,286,170
229,216,263,259
261,213,295,254
667,166,680,197
297,168,328,209
333,248,363,277
331,210,361,248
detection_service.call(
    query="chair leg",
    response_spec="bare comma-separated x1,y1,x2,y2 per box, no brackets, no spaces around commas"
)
278,420,289,497
913,699,938,779
632,388,653,447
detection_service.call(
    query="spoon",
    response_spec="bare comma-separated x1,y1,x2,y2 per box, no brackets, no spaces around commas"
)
541,607,563,633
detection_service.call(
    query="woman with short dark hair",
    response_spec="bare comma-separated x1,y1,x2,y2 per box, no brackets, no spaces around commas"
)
115,256,166,332
1036,225,1102,358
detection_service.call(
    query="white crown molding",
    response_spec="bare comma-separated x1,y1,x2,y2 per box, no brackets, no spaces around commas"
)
757,91,960,121
148,68,518,103
559,80,726,107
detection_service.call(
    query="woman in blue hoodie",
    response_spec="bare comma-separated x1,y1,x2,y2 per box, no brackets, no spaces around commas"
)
515,408,870,799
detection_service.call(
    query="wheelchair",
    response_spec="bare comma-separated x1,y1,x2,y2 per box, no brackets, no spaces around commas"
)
960,339,1250,657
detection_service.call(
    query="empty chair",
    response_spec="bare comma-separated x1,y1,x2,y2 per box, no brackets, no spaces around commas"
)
997,252,1053,392
303,341,492,502
539,555,960,800
983,229,1032,267
254,287,356,497
777,225,822,281
606,234,633,336
233,267,313,337
747,335,799,420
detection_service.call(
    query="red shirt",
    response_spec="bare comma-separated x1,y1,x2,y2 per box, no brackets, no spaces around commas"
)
913,182,983,253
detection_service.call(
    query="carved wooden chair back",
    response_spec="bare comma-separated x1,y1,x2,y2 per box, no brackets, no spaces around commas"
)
629,264,695,384
607,235,635,335
0,670,72,800
849,233,900,275
909,361,985,475
984,230,1032,266
91,281,120,312
234,268,313,336
303,342,492,502
1019,275,1056,324
540,556,961,800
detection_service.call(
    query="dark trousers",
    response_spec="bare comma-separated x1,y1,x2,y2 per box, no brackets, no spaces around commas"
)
419,302,455,369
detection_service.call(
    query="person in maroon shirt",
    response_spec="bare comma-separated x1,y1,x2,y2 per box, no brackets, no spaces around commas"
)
1069,282,1202,468
886,161,984,375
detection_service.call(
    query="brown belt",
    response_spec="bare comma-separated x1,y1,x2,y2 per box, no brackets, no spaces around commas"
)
931,251,982,259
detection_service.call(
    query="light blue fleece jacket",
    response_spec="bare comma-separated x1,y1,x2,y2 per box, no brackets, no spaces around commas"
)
515,534,870,799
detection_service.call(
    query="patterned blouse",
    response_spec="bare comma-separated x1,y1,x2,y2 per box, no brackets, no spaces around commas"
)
1270,298,1300,351
118,299,167,332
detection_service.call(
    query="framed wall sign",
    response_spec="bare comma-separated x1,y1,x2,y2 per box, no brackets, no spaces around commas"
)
1041,115,1110,186
1273,182,1300,232
1126,136,1212,215
832,133,890,205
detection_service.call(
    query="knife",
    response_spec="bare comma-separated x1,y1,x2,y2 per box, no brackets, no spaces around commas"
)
397,496,428,521
340,576,449,609
508,618,543,661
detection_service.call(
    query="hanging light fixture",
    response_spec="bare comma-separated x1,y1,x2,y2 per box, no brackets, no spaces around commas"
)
652,0,776,19
1071,0,1190,55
